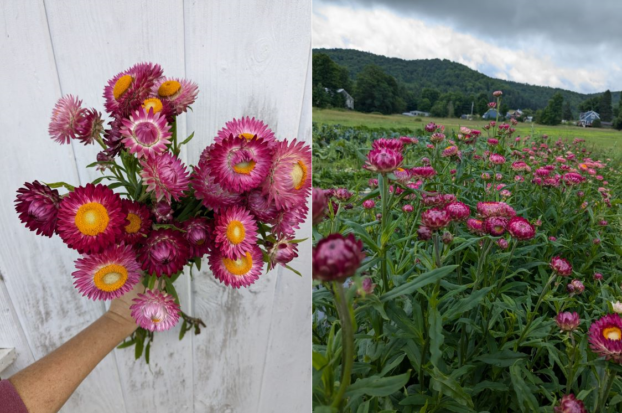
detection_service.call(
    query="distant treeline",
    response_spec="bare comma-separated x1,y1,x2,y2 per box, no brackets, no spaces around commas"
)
312,48,622,128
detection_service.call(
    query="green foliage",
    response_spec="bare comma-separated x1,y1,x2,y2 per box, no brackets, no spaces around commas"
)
601,90,613,122
592,118,602,128
538,92,564,125
354,65,405,115
563,101,574,121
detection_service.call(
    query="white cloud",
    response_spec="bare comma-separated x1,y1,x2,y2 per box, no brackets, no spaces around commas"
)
313,4,614,93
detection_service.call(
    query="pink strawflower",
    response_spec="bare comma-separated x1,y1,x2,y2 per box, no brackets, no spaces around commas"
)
75,109,104,145
334,188,353,201
120,199,152,245
511,161,531,172
588,314,622,363
56,184,125,254
312,188,328,225
140,152,190,203
442,146,459,157
120,108,172,159
424,122,437,132
562,172,586,185
183,217,211,259
72,244,141,300
411,166,436,179
215,117,276,147
104,62,163,117
445,202,470,221
467,218,485,235
138,229,190,277
493,90,503,97
153,77,199,116
421,208,450,230
246,190,279,222
400,136,419,145
594,273,603,280
555,312,580,332
489,153,506,165
430,133,445,143
269,203,308,237
263,139,312,210
130,289,180,332
208,244,263,288
402,204,414,213
213,206,258,260
485,217,508,236
153,200,173,223
497,238,508,249
15,181,61,237
312,233,365,281
362,199,375,209
192,159,243,212
364,148,403,173
554,394,586,413
442,232,453,245
487,138,499,145
49,95,86,144
372,138,403,152
477,202,516,218
507,217,535,241
417,226,432,240
550,256,572,276
268,238,299,270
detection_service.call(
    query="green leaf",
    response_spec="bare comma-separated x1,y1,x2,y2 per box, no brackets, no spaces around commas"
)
509,364,540,412
43,181,75,191
429,367,473,408
428,300,443,367
117,338,136,349
313,407,338,413
381,265,457,302
165,280,180,304
145,341,151,364
442,287,493,324
345,372,410,399
179,132,195,146
475,349,528,367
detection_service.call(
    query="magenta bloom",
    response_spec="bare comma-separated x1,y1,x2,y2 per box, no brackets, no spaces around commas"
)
120,108,172,159
138,229,190,277
104,62,163,117
485,217,508,236
554,394,586,413
246,190,279,222
153,77,199,116
477,202,516,218
56,184,125,254
402,204,414,213
49,95,86,144
511,161,531,172
442,146,459,157
208,244,263,288
183,217,211,259
334,188,353,201
567,279,585,295
263,139,312,210
362,199,375,209
153,200,173,223
130,289,180,332
214,206,258,259
364,148,403,173
72,244,141,300
269,202,308,238
493,90,503,97
445,202,470,221
215,117,276,147
562,172,586,185
372,138,403,152
421,208,450,230
588,314,622,363
192,160,243,212
75,109,104,145
430,133,445,143
556,312,580,332
140,152,190,203
268,238,299,270
550,256,573,277
15,181,61,237
121,199,152,245
411,166,436,179
507,217,535,241
489,153,506,165
417,226,432,240
209,134,272,193
424,122,437,132
497,238,508,249
313,233,365,281
466,218,485,235
312,188,329,225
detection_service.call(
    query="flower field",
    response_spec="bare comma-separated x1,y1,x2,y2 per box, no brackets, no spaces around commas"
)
312,94,622,412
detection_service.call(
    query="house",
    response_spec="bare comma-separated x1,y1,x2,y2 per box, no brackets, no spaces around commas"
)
336,89,354,110
505,109,523,120
524,116,533,123
482,109,499,120
402,110,430,117
578,111,600,127
460,114,474,120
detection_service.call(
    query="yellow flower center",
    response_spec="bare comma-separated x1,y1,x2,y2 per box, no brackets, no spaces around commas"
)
125,213,142,234
75,202,110,236
113,75,133,100
151,317,161,323
239,132,256,140
291,160,308,190
222,252,253,276
226,220,245,245
233,160,256,174
158,80,181,97
142,98,163,114
604,327,622,341
93,264,128,292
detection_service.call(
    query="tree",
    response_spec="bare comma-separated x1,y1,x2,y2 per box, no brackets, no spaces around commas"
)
421,88,440,106
600,90,613,121
579,96,600,113
447,100,455,118
562,101,573,121
312,53,353,109
476,93,489,115
353,65,402,114
538,92,564,125
418,98,432,112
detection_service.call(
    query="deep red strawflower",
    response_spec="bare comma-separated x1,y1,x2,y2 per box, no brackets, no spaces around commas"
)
550,256,572,276
507,217,535,241
485,217,508,236
15,181,61,237
555,312,580,332
312,233,365,281
138,229,190,277
421,208,450,230
444,201,470,221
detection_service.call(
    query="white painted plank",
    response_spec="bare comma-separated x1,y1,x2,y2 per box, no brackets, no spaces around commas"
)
43,1,194,411
0,1,126,412
0,349,17,375
0,272,33,379
184,0,311,411
257,46,313,413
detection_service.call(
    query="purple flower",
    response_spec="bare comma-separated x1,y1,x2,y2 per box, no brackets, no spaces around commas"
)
313,234,365,281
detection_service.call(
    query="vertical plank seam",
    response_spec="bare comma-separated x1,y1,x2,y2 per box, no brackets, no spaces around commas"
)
41,1,127,411
181,0,195,411
257,38,312,410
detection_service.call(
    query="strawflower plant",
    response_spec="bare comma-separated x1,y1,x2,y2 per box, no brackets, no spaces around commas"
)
16,63,311,363
312,91,622,412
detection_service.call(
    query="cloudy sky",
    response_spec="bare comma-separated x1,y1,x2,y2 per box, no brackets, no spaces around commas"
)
313,0,622,94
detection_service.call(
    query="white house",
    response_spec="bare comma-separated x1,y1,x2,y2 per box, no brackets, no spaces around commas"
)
578,110,600,127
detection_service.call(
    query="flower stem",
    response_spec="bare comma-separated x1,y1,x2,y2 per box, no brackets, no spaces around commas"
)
331,282,354,409
596,365,614,412
565,332,576,394
380,173,389,292
515,272,557,349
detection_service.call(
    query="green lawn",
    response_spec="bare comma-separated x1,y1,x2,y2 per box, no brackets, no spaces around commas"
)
313,108,622,155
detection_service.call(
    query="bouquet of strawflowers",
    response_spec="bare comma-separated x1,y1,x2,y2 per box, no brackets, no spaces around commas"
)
14,63,311,361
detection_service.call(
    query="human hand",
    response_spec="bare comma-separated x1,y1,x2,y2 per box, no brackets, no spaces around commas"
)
104,279,145,336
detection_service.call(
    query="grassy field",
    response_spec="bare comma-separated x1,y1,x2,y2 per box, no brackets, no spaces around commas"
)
313,108,622,155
